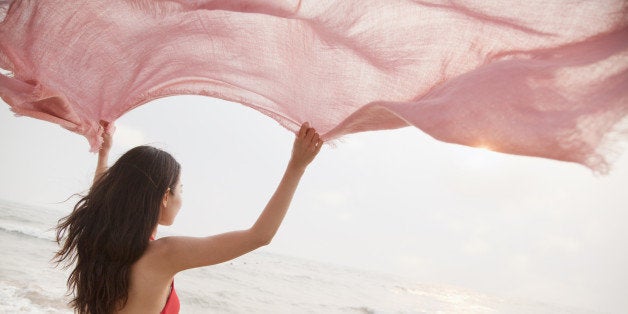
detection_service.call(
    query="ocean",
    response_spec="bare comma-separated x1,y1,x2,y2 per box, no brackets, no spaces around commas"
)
0,199,594,313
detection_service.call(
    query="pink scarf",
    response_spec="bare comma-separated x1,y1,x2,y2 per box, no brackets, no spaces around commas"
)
1,0,626,172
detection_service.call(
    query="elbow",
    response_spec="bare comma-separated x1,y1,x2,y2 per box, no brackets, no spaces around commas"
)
249,227,274,247
257,235,272,247
252,232,273,247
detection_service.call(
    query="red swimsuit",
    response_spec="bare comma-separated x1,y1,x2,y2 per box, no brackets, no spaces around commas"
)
160,281,180,314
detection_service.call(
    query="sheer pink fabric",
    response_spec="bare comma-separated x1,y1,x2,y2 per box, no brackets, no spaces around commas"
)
1,0,626,172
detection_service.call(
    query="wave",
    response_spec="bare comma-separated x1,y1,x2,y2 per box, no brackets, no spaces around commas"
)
0,221,55,241
0,199,66,242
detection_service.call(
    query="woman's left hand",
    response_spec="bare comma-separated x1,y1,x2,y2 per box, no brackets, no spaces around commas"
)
99,120,113,155
94,121,113,183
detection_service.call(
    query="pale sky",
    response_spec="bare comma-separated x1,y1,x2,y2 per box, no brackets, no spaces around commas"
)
1,96,627,313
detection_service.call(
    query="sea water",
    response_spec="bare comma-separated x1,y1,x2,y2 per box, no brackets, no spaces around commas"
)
0,199,592,313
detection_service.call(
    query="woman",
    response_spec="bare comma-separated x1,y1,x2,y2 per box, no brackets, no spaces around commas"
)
55,122,323,314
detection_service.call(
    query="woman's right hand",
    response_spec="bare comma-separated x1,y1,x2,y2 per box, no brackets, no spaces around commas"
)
289,122,323,171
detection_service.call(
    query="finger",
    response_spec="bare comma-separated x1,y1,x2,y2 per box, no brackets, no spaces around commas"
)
298,122,308,138
311,132,320,146
306,127,317,140
314,139,323,154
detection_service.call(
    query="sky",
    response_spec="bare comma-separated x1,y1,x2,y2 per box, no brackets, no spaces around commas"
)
1,96,627,313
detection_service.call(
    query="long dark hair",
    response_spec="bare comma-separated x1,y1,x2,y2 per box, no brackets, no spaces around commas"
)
55,145,180,314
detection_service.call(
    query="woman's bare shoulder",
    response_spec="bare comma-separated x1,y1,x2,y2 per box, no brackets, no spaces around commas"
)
133,238,179,280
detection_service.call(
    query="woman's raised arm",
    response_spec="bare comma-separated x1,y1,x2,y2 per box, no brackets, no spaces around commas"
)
93,121,112,184
155,122,323,274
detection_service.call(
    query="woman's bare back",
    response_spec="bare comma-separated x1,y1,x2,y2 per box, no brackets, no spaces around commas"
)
116,240,174,313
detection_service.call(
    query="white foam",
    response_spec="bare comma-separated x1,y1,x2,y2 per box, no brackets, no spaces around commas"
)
0,282,69,313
